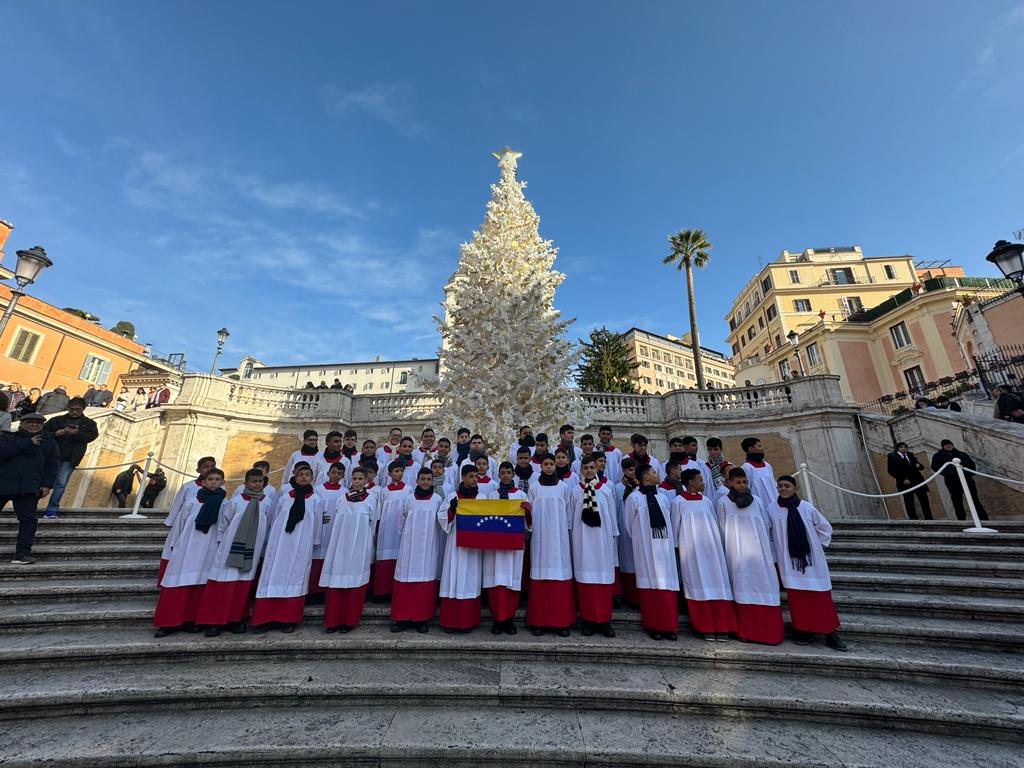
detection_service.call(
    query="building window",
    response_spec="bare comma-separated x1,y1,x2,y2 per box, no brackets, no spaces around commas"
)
639,345,649,357
766,304,778,321
793,299,812,312
775,334,782,350
728,318,737,331
654,363,662,372
656,378,664,388
674,355,682,366
789,269,801,284
642,376,652,384
382,382,390,389
761,275,772,293
841,296,864,315
740,337,746,348
242,362,254,379
806,342,821,367
746,327,755,341
79,354,112,384
270,372,278,379
829,267,855,285
364,382,374,391
685,360,693,370
890,322,912,349
764,343,772,354
731,343,740,355
904,366,926,393
758,317,765,330
884,264,897,279
7,328,42,363
399,371,408,384
779,359,791,379
687,373,695,381
652,349,661,360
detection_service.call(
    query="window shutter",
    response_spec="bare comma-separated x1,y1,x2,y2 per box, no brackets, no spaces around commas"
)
99,359,112,385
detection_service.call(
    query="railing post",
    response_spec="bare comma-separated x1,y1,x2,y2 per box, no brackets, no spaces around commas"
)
953,458,998,534
121,451,154,520
800,462,815,506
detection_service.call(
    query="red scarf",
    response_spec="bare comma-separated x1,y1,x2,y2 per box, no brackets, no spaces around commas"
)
387,481,406,491
681,491,703,501
477,474,491,484
323,482,342,490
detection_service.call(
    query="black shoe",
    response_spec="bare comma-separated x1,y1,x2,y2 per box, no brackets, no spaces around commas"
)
600,623,616,638
391,622,408,633
531,628,545,637
252,624,269,635
154,626,177,638
281,624,296,634
204,627,221,638
491,622,503,635
648,630,663,641
325,626,338,634
416,622,429,633
612,596,622,609
305,593,325,606
504,621,518,636
183,623,200,634
664,632,677,641
337,625,352,634
581,622,595,637
825,632,848,652
556,628,570,638
371,594,390,604
793,631,815,646
700,632,716,643
229,622,247,635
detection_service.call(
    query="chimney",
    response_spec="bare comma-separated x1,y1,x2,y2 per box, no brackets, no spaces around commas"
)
0,219,12,264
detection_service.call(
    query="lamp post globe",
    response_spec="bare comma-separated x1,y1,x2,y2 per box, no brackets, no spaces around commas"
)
985,240,1024,289
0,245,53,341
210,327,230,374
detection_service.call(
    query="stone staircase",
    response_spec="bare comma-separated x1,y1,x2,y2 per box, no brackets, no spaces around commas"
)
0,510,1022,767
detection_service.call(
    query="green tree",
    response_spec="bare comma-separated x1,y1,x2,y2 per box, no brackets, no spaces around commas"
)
110,320,136,338
62,307,100,322
663,229,712,389
576,327,639,393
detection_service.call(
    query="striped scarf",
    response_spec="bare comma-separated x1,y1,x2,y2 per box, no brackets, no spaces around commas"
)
581,477,601,527
708,455,728,489
226,492,263,573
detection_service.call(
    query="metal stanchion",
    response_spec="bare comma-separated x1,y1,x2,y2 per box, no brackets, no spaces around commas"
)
953,458,998,534
121,451,155,520
800,462,815,505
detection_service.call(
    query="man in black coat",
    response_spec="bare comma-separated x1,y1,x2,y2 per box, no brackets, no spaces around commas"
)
41,397,99,519
931,440,989,522
0,412,59,564
886,442,932,520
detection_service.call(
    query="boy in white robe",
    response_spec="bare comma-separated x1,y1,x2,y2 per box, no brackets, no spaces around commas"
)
554,447,577,485
438,465,485,632
231,461,277,506
526,455,575,636
657,460,683,509
320,466,379,633
556,424,577,465
625,464,680,641
459,435,498,479
340,429,360,480
615,458,641,607
677,436,715,497
628,433,664,482
569,434,597,477
391,468,444,633
508,425,536,463
311,430,346,484
375,427,403,469
529,433,551,471
309,462,346,598
196,469,271,636
483,462,530,635
594,452,621,604
569,454,619,638
716,467,783,645
282,430,319,485
771,475,846,651
740,437,778,516
158,455,216,586
392,436,419,485
251,465,324,633
597,426,624,486
673,469,736,641
154,467,228,635
705,437,733,492
473,454,497,496
432,438,457,487
411,428,438,466
512,448,535,494
373,460,412,600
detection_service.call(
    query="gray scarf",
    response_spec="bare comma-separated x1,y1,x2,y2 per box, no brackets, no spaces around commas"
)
226,492,264,573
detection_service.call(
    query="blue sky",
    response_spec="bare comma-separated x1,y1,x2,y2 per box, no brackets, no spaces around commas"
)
2,1,1022,371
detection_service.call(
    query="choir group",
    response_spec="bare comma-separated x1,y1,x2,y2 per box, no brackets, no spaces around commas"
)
152,424,847,650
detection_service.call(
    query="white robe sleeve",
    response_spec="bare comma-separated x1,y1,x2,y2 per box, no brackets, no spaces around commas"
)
807,502,833,547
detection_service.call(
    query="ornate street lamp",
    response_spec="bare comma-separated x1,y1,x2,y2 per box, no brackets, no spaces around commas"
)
985,240,1024,292
0,245,53,341
787,329,805,376
209,327,230,374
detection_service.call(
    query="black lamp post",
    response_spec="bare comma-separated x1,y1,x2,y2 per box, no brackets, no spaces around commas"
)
787,329,805,376
0,245,53,341
209,327,230,374
985,240,1024,293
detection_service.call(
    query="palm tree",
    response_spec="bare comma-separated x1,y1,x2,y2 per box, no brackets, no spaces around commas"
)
663,229,712,389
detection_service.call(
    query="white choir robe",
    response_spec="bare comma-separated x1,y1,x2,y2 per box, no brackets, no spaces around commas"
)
508,441,536,463
389,456,419,485
159,478,203,584
480,487,528,621
338,453,360,484
196,494,271,626
283,448,319,485
252,490,325,625
233,482,278,508
311,482,345,591
714,484,730,506
614,484,639,600
625,489,680,633
672,492,736,634
392,492,444,622
601,446,625,485
475,476,497,497
310,452,347,484
374,482,412,594
657,481,680,512
556,471,579,487
459,455,498,480
437,491,484,628
628,453,665,482
569,480,619,624
525,480,575,628
320,493,379,628
742,460,778,517
677,457,715,497
376,443,402,470
412,446,440,466
767,499,840,634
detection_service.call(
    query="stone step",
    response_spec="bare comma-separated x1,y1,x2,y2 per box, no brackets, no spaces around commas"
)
4,704,1021,768
827,541,1024,560
826,555,1024,578
829,571,1024,597
832,519,1024,531
0,517,168,530
1,623,1020,691
830,530,1024,546
17,507,170,519
1,656,1021,744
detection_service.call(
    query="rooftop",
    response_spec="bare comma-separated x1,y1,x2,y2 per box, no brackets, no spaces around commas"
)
221,356,439,373
622,327,730,361
845,276,1014,323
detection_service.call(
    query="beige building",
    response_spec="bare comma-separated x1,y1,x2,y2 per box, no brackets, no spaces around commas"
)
221,356,440,393
620,327,735,393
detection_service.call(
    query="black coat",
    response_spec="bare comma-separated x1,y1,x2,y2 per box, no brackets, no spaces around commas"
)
42,414,99,467
931,449,976,485
0,429,59,496
886,451,928,490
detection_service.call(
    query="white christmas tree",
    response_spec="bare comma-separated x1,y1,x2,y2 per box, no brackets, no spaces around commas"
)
434,147,590,455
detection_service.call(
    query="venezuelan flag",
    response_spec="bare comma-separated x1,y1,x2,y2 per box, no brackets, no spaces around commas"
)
455,498,526,550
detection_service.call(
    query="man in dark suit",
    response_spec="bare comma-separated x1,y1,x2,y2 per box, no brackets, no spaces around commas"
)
931,440,988,522
886,442,932,520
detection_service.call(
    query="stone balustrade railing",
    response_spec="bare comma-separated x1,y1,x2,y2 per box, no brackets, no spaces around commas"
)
170,373,850,425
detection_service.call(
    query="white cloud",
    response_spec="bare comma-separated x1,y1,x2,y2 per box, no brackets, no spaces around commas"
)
324,82,422,135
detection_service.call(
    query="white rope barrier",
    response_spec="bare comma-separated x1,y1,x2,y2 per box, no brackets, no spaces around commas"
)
962,466,1024,485
74,459,146,472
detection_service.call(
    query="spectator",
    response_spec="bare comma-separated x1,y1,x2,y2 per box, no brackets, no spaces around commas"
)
304,381,315,389
930,440,988,522
145,387,160,409
131,387,147,411
913,398,935,411
316,380,329,389
111,464,143,508
82,385,98,405
992,385,1024,424
934,395,962,413
885,442,932,520
5,383,26,413
329,378,343,389
93,384,113,408
0,412,59,564
0,393,10,432
41,397,99,519
141,468,167,508
114,388,129,411
157,385,171,406
14,388,41,421
37,386,70,415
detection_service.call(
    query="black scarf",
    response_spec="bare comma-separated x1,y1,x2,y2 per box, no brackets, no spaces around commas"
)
346,487,369,503
779,494,813,573
621,477,638,502
581,477,601,527
728,487,755,509
414,485,434,500
514,463,533,492
324,448,341,461
342,444,358,459
630,451,651,467
555,464,572,480
638,483,667,538
457,482,479,499
194,487,226,533
497,480,516,499
286,480,313,533
300,445,318,456
456,442,471,464
745,452,765,464
538,470,559,487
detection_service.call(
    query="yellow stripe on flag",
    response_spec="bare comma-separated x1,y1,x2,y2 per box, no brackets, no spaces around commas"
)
456,498,525,517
